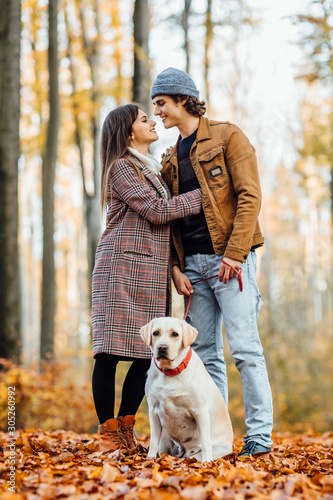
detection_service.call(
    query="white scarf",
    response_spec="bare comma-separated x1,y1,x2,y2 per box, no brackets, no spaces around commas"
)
128,147,168,198
128,147,163,176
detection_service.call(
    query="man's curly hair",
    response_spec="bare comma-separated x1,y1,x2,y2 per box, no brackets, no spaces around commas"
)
171,95,206,117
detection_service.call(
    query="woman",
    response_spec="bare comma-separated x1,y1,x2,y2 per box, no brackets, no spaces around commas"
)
92,104,202,452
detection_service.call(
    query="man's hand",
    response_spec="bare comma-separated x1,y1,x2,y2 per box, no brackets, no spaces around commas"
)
172,265,194,296
162,145,175,158
219,257,242,284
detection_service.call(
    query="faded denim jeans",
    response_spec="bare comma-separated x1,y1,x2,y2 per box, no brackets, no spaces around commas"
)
184,251,273,447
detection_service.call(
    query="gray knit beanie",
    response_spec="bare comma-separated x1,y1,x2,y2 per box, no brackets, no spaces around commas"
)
151,67,199,99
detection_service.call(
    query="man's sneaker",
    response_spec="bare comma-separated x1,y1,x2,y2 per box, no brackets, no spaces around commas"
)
98,418,127,452
238,441,271,458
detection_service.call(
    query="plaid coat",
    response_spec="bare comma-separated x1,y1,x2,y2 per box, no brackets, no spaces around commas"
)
92,156,202,358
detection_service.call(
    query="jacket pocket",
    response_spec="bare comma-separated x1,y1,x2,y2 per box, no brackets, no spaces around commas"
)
198,144,237,229
198,144,229,188
114,239,153,257
212,182,237,229
113,228,154,257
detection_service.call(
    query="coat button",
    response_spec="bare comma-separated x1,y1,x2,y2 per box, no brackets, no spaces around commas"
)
174,174,177,179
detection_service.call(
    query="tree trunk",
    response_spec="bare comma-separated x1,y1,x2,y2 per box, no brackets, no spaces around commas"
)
78,0,102,307
182,0,192,74
111,0,124,105
0,0,22,359
204,0,213,112
40,0,59,360
133,0,150,112
331,163,333,224
86,120,101,297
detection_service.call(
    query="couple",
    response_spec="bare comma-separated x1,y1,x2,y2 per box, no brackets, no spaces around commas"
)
91,68,273,458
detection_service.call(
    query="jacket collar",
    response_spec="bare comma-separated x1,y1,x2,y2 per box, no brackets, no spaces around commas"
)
154,347,192,376
165,116,212,164
196,116,212,142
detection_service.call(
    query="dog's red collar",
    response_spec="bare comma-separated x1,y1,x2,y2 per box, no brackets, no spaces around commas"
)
154,347,192,376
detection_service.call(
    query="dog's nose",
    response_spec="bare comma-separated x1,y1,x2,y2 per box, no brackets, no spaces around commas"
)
157,344,168,355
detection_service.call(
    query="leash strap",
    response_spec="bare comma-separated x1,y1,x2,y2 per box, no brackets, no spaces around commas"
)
183,258,243,321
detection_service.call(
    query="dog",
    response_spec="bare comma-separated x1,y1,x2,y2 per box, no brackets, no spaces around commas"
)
140,317,233,462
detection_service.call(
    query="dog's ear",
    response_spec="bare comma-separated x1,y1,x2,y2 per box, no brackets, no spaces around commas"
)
181,320,198,348
140,319,155,346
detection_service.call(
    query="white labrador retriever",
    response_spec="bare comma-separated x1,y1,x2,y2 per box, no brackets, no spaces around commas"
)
140,317,233,462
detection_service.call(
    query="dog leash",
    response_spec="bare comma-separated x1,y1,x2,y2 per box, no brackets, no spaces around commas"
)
183,258,243,321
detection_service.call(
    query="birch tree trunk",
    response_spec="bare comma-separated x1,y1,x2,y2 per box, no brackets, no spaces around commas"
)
40,0,59,360
133,0,150,112
0,0,22,359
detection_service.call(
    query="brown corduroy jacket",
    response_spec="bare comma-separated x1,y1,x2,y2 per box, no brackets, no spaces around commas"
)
161,116,264,270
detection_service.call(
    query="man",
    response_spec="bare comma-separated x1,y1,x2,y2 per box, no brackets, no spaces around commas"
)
151,67,273,458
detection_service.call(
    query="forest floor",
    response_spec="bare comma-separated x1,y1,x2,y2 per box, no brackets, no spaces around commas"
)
0,430,332,499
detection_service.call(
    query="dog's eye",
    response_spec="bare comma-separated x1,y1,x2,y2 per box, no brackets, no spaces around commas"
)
152,331,160,337
171,331,179,337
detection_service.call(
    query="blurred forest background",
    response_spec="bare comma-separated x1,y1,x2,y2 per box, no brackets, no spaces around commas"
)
0,0,332,436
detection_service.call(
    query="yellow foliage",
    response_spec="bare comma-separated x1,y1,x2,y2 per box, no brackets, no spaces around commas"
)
0,358,96,433
0,358,150,436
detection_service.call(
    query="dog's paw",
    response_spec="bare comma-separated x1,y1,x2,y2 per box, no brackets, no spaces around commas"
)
147,449,158,459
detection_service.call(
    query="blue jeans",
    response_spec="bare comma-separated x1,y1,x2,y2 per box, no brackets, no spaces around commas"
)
184,252,273,447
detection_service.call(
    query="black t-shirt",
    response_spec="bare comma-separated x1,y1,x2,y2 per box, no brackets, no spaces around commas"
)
178,130,215,256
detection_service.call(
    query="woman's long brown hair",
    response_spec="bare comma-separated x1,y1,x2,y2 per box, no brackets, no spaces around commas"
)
100,103,141,210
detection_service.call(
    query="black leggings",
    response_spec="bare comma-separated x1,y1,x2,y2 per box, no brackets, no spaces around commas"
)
92,353,151,424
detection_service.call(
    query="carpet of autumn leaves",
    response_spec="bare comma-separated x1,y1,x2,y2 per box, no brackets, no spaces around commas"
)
0,430,332,500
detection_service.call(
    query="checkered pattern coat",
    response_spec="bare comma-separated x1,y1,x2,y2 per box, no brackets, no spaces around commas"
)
92,156,202,358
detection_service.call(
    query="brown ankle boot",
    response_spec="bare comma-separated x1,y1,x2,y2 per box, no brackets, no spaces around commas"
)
118,415,138,450
98,418,127,452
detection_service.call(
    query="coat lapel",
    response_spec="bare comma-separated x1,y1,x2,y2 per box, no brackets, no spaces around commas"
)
131,156,170,199
144,167,170,200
